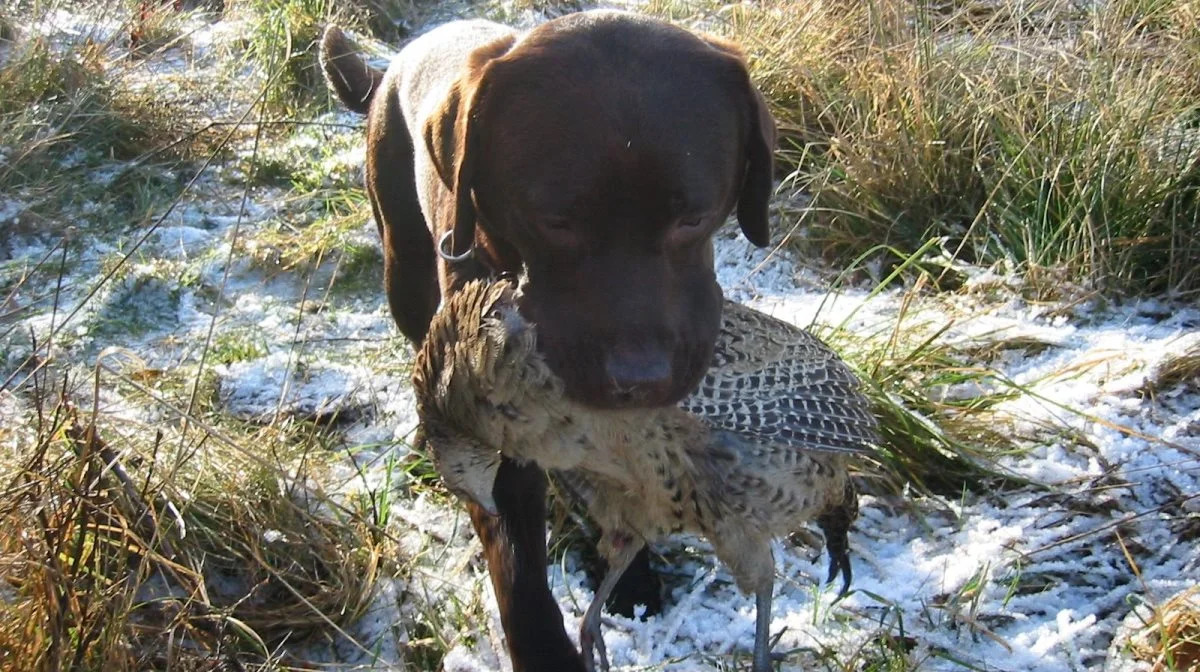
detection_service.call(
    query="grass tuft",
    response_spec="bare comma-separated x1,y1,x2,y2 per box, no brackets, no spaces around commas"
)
1141,340,1200,395
0,36,141,188
0,364,394,670
813,253,1033,498
234,0,368,115
238,205,373,287
0,4,202,234
651,0,1200,295
1129,587,1200,671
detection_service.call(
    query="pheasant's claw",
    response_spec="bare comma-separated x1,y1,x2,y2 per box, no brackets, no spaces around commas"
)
825,550,853,598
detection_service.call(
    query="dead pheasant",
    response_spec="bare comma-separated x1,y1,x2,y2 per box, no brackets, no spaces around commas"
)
412,279,878,672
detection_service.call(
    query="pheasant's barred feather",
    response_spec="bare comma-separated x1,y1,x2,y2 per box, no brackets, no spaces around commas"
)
681,300,878,456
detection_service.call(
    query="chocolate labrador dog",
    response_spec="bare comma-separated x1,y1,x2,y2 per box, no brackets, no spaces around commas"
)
320,10,774,671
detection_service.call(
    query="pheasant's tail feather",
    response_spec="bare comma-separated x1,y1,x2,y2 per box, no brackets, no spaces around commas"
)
684,399,879,455
714,300,861,378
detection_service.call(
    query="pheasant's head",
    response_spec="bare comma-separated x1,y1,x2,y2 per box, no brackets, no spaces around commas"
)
419,426,502,516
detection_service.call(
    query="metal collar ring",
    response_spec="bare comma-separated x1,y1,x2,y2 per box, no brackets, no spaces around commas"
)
437,230,474,263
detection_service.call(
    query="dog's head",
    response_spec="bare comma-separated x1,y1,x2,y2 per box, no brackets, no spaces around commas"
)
426,11,776,409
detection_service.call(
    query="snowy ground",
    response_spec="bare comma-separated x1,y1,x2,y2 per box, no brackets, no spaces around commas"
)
2,4,1198,672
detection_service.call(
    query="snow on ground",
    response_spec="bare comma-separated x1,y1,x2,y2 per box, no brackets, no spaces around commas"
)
1,5,1197,672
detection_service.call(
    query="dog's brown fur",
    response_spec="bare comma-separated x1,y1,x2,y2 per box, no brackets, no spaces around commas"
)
320,11,775,671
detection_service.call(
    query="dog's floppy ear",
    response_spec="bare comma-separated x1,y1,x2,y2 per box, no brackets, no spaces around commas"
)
701,35,777,248
424,35,517,258
737,85,777,248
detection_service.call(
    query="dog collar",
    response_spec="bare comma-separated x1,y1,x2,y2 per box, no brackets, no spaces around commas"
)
437,229,517,282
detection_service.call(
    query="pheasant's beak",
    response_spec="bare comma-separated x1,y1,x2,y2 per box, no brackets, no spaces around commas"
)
429,434,502,516
466,457,501,517
451,457,501,516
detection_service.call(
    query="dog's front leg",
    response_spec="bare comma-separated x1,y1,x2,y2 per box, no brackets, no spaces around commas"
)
469,457,586,672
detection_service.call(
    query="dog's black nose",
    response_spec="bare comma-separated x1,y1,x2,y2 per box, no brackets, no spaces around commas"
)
605,346,672,405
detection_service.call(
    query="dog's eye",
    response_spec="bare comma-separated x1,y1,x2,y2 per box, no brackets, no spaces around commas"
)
536,217,580,246
668,215,711,245
540,218,573,234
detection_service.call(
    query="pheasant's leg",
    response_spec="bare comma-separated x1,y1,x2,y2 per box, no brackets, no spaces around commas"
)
713,533,777,672
753,584,774,672
581,532,645,672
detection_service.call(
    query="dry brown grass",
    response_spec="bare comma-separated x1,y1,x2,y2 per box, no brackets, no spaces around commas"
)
647,0,1200,295
0,362,394,671
1141,341,1200,396
1130,586,1200,671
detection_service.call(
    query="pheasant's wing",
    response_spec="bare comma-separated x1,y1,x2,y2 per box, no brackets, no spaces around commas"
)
680,300,879,455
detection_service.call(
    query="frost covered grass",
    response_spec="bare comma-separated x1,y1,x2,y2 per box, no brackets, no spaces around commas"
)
646,0,1200,296
232,0,349,115
0,2,206,232
1,0,1198,671
0,361,395,670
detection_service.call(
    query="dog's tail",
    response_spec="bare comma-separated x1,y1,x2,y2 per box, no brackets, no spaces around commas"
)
319,25,385,115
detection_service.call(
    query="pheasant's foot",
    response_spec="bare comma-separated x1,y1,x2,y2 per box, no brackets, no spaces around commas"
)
826,546,853,598
581,533,643,672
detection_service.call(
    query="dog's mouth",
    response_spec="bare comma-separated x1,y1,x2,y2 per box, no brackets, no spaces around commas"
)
536,336,713,409
511,269,720,409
